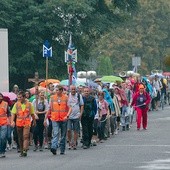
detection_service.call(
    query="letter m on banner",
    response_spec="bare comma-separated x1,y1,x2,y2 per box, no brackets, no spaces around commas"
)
43,40,52,57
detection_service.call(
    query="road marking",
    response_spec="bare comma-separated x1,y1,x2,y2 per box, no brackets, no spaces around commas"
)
105,145,170,147
136,158,170,169
156,117,170,121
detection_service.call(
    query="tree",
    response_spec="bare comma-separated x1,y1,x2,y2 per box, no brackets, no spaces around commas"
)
0,0,137,89
90,0,170,75
97,56,113,76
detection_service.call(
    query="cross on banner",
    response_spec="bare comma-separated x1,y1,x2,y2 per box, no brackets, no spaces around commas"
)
28,72,44,95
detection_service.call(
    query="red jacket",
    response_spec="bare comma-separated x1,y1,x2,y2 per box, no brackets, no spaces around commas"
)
131,91,151,109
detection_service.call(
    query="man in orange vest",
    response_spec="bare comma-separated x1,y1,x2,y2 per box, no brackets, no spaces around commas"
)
0,93,10,158
11,91,36,157
44,85,72,155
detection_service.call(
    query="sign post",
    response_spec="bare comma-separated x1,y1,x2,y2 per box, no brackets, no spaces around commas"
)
43,40,52,94
132,56,141,73
65,35,77,88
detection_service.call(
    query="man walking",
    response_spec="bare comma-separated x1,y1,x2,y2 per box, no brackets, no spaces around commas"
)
81,87,97,149
0,93,10,158
67,85,84,150
11,91,36,157
45,85,72,155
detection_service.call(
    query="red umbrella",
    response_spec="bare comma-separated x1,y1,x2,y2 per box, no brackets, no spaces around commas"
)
2,92,17,101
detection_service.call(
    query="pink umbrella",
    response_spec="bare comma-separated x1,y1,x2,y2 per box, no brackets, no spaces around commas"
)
2,92,17,101
29,86,50,95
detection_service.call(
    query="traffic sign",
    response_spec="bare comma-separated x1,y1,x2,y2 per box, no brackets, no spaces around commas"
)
43,40,52,57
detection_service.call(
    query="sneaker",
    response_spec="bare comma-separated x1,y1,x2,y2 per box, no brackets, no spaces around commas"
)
122,126,125,131
137,128,140,131
72,144,77,150
50,148,56,155
83,145,88,149
44,144,48,149
33,146,38,152
0,153,6,158
12,144,17,149
100,140,104,143
39,146,43,151
48,142,51,150
68,143,72,150
143,128,147,130
17,148,21,153
22,151,27,157
8,144,12,151
60,151,65,155
92,141,97,146
19,152,24,157
114,129,118,135
126,125,130,130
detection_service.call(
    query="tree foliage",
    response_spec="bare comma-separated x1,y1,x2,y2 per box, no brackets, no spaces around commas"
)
97,56,113,76
90,0,170,75
0,0,138,89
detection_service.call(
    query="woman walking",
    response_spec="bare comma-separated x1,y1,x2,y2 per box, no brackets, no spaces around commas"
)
32,91,48,151
131,84,151,130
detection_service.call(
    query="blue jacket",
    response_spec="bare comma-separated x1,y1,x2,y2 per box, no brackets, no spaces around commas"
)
102,88,115,112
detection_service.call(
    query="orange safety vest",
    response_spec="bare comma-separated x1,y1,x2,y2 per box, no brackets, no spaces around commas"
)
51,94,69,121
16,101,32,127
0,101,8,126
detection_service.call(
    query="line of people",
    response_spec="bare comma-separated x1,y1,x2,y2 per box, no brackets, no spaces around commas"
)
0,79,155,158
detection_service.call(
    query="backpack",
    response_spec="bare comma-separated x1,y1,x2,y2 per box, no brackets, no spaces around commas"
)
83,96,95,117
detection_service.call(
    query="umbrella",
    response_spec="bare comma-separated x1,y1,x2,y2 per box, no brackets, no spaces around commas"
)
29,86,50,95
39,79,60,87
101,76,123,83
60,80,86,87
29,93,51,102
88,81,98,88
94,78,102,82
60,80,68,86
2,92,17,101
149,74,164,79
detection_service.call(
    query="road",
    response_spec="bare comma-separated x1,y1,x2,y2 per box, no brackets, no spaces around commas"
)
1,106,170,170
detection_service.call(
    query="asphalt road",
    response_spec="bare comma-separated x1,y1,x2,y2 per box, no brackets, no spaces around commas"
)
1,106,170,170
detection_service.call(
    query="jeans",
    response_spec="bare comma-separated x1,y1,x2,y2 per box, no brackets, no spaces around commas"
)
98,115,107,140
121,106,129,127
7,125,13,145
110,115,117,134
0,125,7,154
51,121,67,152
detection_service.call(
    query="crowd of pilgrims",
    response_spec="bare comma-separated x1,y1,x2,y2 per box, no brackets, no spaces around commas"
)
0,74,169,158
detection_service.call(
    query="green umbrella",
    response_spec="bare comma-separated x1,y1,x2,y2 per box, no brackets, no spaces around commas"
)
101,76,123,83
60,80,69,86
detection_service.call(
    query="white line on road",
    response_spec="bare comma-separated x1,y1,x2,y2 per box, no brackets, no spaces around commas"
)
105,145,170,147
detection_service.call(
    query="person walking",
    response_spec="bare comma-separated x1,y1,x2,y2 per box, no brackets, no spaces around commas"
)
98,91,109,142
131,84,151,130
67,85,84,150
32,90,48,151
11,91,36,157
44,85,72,155
81,87,97,149
0,93,10,158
